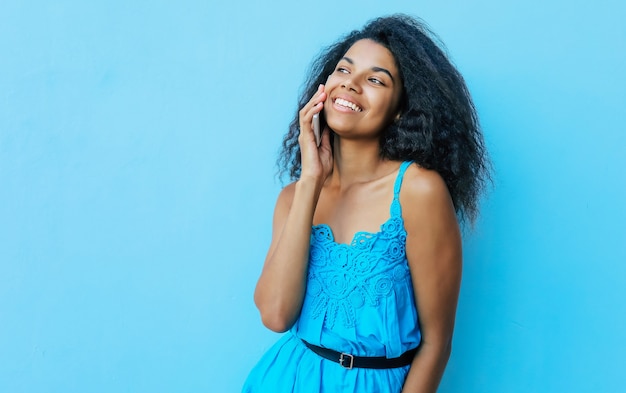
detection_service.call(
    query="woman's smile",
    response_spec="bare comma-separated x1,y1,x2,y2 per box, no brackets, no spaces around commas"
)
332,97,363,112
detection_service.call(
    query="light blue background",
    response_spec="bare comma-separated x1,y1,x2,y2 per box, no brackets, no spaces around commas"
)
1,1,624,392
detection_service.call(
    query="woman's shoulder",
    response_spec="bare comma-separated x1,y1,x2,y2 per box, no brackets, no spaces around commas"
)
400,163,455,218
402,163,450,198
268,181,298,228
273,181,298,212
276,180,296,197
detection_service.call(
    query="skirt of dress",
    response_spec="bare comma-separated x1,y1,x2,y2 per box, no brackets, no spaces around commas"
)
242,332,410,393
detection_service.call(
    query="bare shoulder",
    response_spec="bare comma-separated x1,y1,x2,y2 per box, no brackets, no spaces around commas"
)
398,163,458,239
400,165,461,276
275,181,297,214
278,181,297,201
400,164,454,212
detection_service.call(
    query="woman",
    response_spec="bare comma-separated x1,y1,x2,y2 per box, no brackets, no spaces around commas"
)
243,14,490,392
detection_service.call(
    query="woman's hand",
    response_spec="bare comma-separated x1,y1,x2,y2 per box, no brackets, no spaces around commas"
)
298,84,332,184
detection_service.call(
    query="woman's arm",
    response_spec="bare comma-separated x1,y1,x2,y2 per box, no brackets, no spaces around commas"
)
253,179,321,332
253,85,332,332
401,166,462,393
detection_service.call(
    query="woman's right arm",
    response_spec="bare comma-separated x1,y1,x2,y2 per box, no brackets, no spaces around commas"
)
253,179,322,332
253,85,331,332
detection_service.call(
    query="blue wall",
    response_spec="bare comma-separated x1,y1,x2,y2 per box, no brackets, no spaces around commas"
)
1,1,624,392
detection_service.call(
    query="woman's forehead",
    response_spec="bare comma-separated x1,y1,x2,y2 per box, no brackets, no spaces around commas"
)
341,39,399,77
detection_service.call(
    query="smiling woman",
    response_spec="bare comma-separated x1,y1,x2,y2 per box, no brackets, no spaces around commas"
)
243,14,490,393
322,39,403,141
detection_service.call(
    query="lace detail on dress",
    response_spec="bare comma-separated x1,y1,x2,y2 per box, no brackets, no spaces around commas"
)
307,216,411,328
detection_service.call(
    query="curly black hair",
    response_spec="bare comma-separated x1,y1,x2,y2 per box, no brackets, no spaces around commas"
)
278,14,491,223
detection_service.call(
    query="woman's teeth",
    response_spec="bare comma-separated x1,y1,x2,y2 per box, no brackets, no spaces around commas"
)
335,98,362,112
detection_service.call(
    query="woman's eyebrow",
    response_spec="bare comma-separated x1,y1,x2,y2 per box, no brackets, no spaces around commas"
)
341,56,354,64
340,57,395,83
371,67,394,82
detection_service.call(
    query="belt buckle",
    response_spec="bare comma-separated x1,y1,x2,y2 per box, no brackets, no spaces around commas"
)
339,352,354,369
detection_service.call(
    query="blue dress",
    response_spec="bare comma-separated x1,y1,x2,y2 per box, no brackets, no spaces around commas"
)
243,161,421,392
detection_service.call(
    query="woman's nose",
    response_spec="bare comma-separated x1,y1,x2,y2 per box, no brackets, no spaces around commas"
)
341,78,360,93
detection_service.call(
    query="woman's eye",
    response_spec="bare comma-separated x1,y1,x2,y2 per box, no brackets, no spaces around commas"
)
369,78,384,85
336,67,349,74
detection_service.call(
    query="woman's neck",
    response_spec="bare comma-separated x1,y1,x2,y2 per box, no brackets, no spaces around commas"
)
329,137,395,187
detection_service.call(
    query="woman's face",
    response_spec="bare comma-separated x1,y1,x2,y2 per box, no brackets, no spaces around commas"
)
323,39,403,139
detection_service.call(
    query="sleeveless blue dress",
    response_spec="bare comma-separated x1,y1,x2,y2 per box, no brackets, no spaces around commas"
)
243,161,421,392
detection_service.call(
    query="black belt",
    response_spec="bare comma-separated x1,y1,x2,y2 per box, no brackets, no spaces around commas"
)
302,339,418,369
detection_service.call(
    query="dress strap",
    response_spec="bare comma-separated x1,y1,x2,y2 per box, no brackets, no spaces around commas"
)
390,161,413,217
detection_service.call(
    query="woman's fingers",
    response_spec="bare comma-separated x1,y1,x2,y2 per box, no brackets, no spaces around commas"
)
298,85,330,180
299,85,326,144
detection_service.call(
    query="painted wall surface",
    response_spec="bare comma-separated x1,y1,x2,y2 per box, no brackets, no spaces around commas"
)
1,1,624,392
